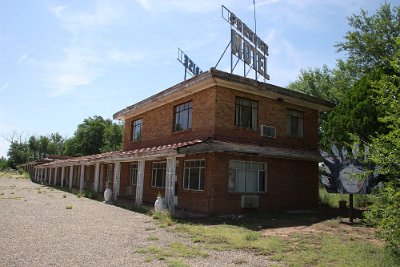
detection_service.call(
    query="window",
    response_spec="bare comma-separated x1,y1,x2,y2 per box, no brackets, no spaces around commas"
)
286,109,304,138
174,101,192,132
184,160,205,191
131,119,142,141
235,97,258,130
228,160,266,193
129,162,138,186
151,162,166,187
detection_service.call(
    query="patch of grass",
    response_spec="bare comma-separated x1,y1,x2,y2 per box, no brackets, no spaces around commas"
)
147,236,159,241
174,216,399,266
135,241,208,262
245,232,260,241
65,205,73,209
152,211,174,227
232,258,248,265
319,187,373,209
131,204,150,214
63,194,67,198
0,195,24,200
168,259,190,267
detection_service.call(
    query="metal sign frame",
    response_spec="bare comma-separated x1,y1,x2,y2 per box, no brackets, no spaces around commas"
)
177,48,203,80
219,5,270,81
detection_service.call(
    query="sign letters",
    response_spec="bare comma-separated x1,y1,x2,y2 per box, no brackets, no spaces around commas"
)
222,5,270,80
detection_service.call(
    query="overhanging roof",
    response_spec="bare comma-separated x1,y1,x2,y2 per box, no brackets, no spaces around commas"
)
113,68,334,121
178,140,322,162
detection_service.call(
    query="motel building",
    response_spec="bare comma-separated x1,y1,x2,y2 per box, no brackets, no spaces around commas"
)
25,68,333,215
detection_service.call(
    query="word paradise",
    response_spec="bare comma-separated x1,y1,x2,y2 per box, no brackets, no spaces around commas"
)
222,5,270,80
177,48,203,77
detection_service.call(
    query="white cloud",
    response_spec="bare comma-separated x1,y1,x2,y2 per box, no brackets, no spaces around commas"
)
42,46,105,95
0,82,9,93
135,0,220,13
49,2,122,29
17,53,29,65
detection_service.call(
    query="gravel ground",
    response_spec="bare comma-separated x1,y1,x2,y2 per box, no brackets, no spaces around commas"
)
0,175,273,266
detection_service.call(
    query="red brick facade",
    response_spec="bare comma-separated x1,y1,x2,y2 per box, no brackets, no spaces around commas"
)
115,71,328,214
32,69,332,215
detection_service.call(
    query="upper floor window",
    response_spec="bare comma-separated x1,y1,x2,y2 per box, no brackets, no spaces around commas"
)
228,160,266,193
184,160,205,191
151,162,166,187
129,162,138,186
131,119,142,141
235,97,258,130
286,109,303,138
174,101,192,132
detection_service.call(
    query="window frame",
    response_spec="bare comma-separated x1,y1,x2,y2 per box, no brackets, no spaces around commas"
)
151,161,166,188
286,109,304,138
228,160,266,193
173,101,192,132
129,162,138,186
235,97,258,130
183,160,205,191
131,118,143,142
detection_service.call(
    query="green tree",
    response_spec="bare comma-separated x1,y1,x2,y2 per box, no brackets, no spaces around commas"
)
28,136,39,160
288,64,347,104
47,133,65,155
0,157,8,170
365,39,400,254
64,116,123,156
7,141,29,169
102,121,123,152
321,70,386,148
38,135,49,156
336,3,400,75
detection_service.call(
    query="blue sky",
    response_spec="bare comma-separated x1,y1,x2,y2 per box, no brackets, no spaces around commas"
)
0,0,398,158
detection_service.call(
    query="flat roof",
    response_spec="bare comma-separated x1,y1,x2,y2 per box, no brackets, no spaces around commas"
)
113,68,334,120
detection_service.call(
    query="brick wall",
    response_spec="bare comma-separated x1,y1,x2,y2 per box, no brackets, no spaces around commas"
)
123,87,218,151
122,85,318,152
207,153,319,215
214,86,319,150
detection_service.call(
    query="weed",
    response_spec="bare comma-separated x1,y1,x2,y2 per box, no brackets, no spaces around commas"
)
168,259,190,267
135,241,208,262
66,205,73,209
63,194,67,198
147,236,159,241
232,258,248,265
245,232,259,241
131,204,149,214
152,211,174,227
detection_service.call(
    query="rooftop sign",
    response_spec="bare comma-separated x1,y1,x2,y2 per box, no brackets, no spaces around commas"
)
177,48,203,80
221,5,270,80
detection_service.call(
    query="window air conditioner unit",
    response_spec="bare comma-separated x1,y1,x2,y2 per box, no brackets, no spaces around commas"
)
261,125,276,138
241,195,259,208
125,186,132,196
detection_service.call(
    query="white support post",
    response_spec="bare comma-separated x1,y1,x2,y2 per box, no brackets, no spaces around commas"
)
40,169,44,184
33,168,37,182
61,167,65,187
44,168,48,185
113,162,121,202
135,160,145,206
93,163,100,193
165,157,176,213
54,167,57,186
79,165,85,192
69,166,73,190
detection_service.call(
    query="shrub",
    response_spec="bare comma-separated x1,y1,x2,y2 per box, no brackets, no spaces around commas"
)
364,182,400,254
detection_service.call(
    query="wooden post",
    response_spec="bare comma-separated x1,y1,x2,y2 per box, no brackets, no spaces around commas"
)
349,193,354,224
